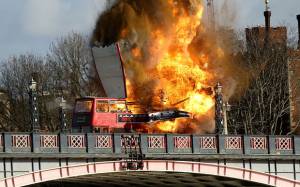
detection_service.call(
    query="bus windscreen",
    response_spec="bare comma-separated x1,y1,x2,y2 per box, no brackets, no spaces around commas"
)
75,100,92,113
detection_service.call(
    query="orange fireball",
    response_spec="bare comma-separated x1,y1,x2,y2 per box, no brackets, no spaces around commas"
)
123,0,216,133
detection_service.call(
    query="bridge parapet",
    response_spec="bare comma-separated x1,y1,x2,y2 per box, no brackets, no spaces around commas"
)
0,133,299,156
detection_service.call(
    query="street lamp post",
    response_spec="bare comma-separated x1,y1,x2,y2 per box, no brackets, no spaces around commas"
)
59,97,68,133
215,82,224,134
223,102,231,135
29,78,39,132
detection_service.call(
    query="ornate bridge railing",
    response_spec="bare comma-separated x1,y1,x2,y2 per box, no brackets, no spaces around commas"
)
0,133,300,155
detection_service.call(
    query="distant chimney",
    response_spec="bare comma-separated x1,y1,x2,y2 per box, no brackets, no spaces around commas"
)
297,15,300,49
264,11,271,31
264,0,271,30
264,0,271,46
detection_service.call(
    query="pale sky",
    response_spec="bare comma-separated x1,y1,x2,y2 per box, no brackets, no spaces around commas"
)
0,0,299,60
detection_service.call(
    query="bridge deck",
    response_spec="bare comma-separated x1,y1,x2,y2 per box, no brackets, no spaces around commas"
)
0,133,298,156
0,133,300,185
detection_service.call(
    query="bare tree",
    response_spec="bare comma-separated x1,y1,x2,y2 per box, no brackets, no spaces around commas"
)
228,30,290,135
0,32,103,132
0,54,44,131
47,32,103,100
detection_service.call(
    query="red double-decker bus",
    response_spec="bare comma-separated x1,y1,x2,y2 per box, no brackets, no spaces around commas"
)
72,44,147,133
73,97,137,132
71,44,189,133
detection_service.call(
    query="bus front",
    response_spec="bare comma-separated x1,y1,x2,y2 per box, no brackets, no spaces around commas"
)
72,98,94,132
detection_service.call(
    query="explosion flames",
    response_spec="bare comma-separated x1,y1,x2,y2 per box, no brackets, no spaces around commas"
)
145,4,215,132
92,0,234,133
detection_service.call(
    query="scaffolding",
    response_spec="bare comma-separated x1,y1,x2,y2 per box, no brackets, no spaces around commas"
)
121,135,144,170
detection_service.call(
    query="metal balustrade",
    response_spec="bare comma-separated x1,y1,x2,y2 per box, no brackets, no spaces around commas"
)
121,135,140,149
67,135,86,148
275,137,293,150
148,136,165,149
40,135,58,148
250,137,267,150
0,134,3,148
12,134,31,148
95,135,112,148
199,136,217,149
225,136,242,150
1,133,300,155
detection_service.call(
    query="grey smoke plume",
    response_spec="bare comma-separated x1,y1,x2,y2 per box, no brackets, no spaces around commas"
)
91,0,196,46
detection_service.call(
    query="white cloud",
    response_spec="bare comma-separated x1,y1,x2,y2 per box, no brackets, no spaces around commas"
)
1,0,299,60
22,0,106,37
23,0,62,36
214,0,300,29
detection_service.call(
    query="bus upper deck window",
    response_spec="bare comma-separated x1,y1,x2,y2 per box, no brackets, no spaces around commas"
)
96,101,109,112
75,100,92,113
109,100,127,113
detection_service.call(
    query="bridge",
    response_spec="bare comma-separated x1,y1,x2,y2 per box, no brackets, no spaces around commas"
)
0,133,299,186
